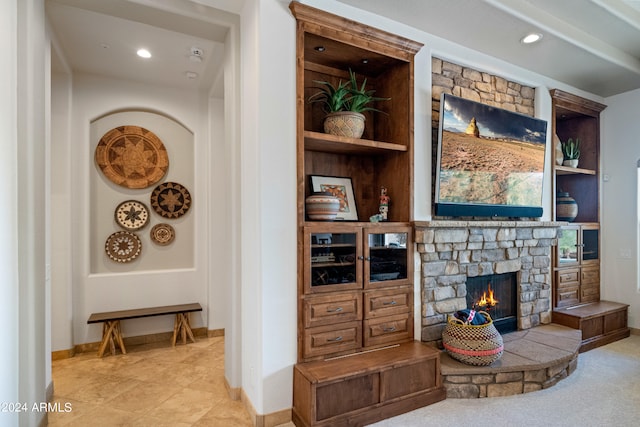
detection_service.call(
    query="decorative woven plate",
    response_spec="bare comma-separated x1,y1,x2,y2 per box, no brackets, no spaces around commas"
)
114,200,150,231
150,182,192,219
105,231,142,263
95,125,169,189
150,223,175,246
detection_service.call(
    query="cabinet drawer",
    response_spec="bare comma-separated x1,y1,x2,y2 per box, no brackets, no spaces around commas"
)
556,268,580,285
304,321,362,359
364,287,412,319
304,292,361,328
581,267,600,285
363,313,412,348
581,285,600,303
556,286,579,308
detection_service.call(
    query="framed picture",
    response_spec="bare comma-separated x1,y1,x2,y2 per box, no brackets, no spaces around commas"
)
309,175,358,221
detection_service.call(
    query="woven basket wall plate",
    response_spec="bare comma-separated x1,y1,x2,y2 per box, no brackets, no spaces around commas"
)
150,223,175,246
95,125,169,189
105,231,142,263
150,182,192,219
115,200,150,231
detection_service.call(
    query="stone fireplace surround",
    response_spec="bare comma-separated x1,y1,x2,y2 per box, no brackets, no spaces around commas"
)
414,220,579,397
415,220,563,343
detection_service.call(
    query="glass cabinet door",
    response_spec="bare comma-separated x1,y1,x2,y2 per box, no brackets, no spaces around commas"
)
581,227,599,263
557,226,579,266
305,229,362,293
364,228,410,288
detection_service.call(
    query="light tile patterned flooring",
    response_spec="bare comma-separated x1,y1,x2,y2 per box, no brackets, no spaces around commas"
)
49,336,253,426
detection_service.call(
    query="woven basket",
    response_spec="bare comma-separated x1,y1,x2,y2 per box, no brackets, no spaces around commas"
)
442,311,504,366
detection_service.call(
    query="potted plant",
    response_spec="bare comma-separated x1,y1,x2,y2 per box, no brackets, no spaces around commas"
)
561,138,580,167
309,69,389,138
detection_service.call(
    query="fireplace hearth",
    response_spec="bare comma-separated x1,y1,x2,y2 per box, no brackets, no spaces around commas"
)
415,221,563,344
466,273,517,334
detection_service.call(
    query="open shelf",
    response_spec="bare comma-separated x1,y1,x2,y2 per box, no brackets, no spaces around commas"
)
304,131,407,155
555,165,596,175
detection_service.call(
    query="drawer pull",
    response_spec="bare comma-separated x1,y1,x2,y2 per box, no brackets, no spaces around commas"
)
326,306,343,313
383,300,397,306
383,326,396,333
327,336,343,342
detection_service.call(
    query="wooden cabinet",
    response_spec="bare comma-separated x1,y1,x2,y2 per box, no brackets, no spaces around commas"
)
290,4,444,425
301,225,413,360
550,89,606,310
291,2,421,226
292,341,445,427
550,90,629,351
550,89,606,224
291,1,422,363
554,224,600,308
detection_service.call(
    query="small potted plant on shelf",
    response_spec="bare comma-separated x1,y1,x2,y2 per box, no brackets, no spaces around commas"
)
309,69,389,139
561,138,580,167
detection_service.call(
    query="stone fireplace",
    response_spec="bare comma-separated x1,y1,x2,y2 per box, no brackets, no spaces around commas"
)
415,221,562,344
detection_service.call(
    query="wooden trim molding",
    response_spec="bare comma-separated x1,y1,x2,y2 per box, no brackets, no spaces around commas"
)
51,328,224,360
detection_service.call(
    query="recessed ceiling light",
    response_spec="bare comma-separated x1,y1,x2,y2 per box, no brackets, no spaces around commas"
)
185,71,199,79
137,48,152,58
521,33,543,44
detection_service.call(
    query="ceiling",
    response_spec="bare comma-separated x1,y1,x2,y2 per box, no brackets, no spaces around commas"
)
47,0,240,97
337,0,640,97
47,0,640,99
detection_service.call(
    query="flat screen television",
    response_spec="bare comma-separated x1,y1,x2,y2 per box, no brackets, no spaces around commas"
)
435,93,548,218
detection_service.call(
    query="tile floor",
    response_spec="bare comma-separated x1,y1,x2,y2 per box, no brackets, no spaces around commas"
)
49,336,254,426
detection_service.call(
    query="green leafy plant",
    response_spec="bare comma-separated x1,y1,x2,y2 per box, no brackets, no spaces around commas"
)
561,138,580,160
309,69,389,114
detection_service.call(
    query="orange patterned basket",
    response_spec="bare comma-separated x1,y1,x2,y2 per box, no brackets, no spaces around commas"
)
442,311,504,366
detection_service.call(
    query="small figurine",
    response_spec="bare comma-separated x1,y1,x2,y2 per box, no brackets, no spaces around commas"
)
379,187,390,221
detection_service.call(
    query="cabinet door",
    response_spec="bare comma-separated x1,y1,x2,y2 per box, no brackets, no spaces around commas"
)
581,225,599,265
556,226,579,266
304,227,362,294
364,227,412,289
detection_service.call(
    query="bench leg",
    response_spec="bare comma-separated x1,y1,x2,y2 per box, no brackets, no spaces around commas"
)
98,320,127,357
172,312,196,346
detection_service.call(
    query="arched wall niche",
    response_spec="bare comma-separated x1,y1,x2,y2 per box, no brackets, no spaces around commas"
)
89,110,195,274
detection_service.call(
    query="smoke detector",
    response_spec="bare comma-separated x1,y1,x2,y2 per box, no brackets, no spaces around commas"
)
189,46,204,63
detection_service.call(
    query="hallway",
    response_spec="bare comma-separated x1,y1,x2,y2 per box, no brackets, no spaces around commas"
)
49,337,252,426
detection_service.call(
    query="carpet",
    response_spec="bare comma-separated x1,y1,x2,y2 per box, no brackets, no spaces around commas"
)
370,334,640,427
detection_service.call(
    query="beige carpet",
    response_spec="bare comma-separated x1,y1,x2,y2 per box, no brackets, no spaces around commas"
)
367,334,640,427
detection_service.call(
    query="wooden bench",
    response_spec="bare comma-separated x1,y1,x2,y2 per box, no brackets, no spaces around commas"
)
87,303,203,357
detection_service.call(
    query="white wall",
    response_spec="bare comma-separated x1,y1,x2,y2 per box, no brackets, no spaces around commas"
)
60,73,223,345
601,88,640,329
0,0,20,424
15,0,49,425
50,69,74,353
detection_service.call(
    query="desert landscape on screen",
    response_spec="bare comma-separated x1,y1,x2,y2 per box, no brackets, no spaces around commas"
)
438,130,545,206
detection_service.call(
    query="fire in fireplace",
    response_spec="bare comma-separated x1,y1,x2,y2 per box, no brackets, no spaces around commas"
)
466,273,517,334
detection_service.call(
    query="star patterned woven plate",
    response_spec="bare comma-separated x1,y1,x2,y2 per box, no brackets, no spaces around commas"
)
150,182,192,219
150,223,176,246
105,231,142,263
114,200,150,231
95,125,169,189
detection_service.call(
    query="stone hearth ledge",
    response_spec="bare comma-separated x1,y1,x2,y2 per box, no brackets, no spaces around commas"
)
440,324,581,398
